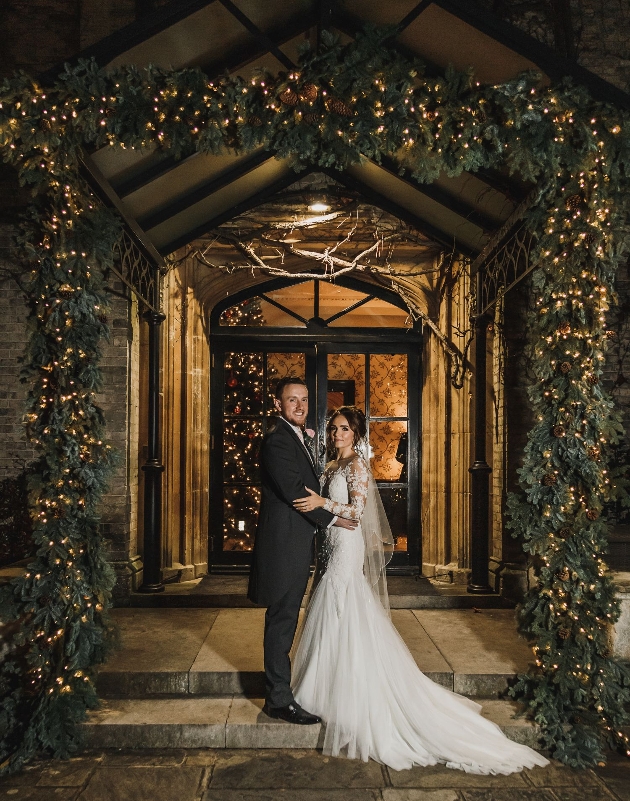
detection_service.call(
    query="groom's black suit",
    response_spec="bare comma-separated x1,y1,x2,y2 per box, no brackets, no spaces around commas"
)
248,417,334,708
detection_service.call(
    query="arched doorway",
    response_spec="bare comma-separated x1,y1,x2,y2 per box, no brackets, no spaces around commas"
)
209,275,422,573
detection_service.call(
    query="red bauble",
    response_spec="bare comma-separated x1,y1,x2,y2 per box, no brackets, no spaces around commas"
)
227,376,238,388
234,406,241,414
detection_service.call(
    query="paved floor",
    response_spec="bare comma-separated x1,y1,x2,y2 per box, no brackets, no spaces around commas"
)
1,747,629,801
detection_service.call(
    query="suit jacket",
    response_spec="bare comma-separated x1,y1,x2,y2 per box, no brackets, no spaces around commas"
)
247,418,334,606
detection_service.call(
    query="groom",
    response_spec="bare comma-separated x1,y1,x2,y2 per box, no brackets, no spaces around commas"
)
248,376,357,724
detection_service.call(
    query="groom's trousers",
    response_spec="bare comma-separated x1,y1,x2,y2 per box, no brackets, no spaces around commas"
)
263,570,310,708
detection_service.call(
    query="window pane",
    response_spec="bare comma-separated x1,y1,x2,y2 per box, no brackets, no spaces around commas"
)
370,354,408,418
370,421,407,481
328,297,412,328
223,420,262,483
327,353,366,412
319,283,369,320
220,298,266,326
224,353,264,415
266,352,306,413
378,488,408,552
223,486,260,552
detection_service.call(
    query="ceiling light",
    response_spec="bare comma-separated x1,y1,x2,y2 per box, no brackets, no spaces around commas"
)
308,200,331,212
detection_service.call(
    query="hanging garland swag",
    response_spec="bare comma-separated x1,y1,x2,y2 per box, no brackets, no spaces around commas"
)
0,27,629,772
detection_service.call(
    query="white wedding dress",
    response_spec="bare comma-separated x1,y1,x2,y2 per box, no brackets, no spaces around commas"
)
292,455,549,774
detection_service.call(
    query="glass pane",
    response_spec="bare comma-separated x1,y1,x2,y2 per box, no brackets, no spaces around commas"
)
328,297,412,328
220,298,266,326
370,354,408,417
266,352,306,413
258,297,307,327
370,421,407,481
224,353,264,415
224,420,262,483
379,488,408,552
327,353,366,412
319,283,368,320
223,485,260,552
264,282,314,323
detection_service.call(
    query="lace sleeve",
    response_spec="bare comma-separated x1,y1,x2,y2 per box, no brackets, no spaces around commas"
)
323,457,369,520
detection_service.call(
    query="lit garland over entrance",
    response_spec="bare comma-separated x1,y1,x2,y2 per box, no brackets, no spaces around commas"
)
0,27,629,770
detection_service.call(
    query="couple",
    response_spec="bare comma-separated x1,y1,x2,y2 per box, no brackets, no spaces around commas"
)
247,377,548,774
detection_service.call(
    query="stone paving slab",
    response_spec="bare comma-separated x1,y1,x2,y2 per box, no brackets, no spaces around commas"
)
82,698,231,748
96,609,219,696
1,749,628,801
226,697,324,749
189,608,266,695
391,610,453,689
97,608,529,701
82,698,540,752
75,766,205,801
412,610,530,698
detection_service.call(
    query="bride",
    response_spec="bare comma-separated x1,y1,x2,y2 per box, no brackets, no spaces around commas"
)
292,406,549,774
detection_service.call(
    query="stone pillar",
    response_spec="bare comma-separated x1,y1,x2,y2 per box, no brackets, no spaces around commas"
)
98,285,142,603
421,259,472,584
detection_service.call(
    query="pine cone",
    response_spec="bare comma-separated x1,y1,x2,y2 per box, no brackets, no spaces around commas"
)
327,97,353,116
558,527,572,539
279,88,299,107
587,374,599,386
583,232,596,246
299,83,318,103
556,567,570,582
542,474,557,486
247,116,263,127
557,322,571,336
425,110,438,121
303,113,320,125
586,508,599,521
606,330,617,340
560,361,572,374
565,194,582,211
553,425,566,438
558,627,571,640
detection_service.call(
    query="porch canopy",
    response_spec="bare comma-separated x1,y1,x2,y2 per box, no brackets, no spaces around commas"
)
70,0,629,267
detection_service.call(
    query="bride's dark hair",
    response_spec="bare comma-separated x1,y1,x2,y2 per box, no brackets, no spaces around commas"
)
327,406,367,449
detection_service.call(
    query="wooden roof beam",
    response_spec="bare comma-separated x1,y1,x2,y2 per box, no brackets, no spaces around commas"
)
137,150,274,231
158,166,310,254
320,166,480,258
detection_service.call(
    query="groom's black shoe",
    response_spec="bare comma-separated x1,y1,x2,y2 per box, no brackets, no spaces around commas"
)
262,702,322,725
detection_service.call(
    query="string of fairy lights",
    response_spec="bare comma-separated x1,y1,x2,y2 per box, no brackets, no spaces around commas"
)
0,26,629,770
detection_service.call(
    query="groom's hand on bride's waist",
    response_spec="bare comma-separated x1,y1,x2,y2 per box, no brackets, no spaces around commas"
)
335,517,358,530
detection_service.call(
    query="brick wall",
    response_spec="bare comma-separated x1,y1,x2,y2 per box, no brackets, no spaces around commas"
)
0,229,34,480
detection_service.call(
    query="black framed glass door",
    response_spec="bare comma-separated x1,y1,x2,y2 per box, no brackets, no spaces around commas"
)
209,277,422,572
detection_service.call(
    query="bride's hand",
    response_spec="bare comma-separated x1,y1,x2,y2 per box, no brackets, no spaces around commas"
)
293,487,325,513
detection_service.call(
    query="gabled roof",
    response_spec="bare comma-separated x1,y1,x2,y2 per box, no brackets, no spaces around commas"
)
72,0,628,263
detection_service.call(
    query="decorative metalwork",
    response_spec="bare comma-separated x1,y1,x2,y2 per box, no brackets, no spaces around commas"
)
472,193,537,316
111,229,160,311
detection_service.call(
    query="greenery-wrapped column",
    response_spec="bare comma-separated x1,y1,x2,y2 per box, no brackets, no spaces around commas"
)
509,164,630,766
0,101,121,768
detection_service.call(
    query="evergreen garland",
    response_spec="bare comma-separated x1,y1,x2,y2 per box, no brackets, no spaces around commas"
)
0,26,629,769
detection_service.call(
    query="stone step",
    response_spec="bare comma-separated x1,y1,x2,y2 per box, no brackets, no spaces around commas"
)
128,575,509,610
96,608,532,700
82,697,542,751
